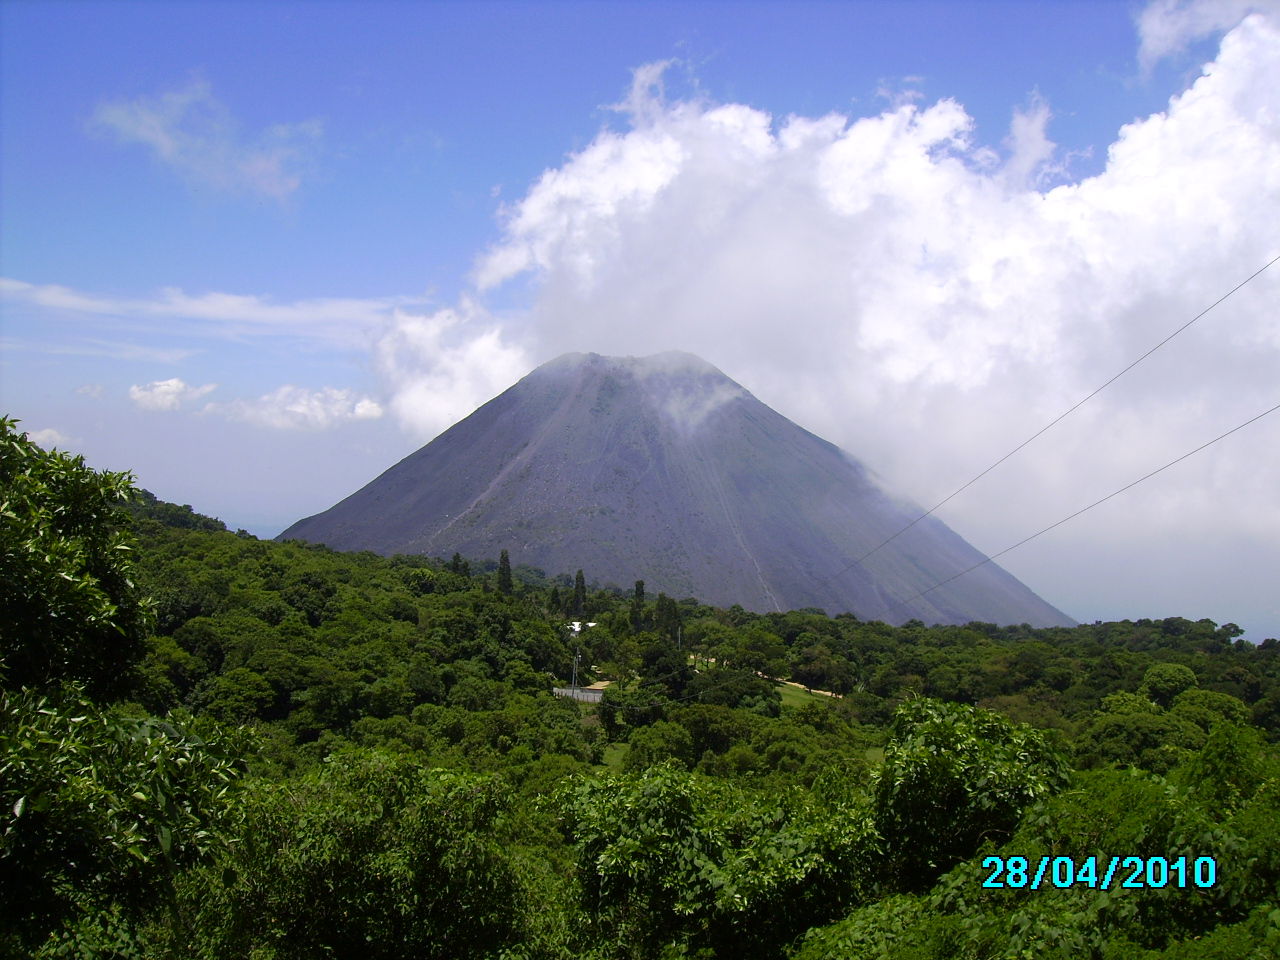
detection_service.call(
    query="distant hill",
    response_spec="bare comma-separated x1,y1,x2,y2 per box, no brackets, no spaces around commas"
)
125,489,227,532
280,352,1072,626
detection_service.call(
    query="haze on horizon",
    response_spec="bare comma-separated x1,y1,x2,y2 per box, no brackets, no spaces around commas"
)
1,0,1277,639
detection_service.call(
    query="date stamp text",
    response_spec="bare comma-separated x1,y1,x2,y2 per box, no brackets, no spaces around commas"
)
981,855,1218,890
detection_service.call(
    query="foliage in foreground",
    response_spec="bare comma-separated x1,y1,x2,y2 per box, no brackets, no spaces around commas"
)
0,686,247,959
1,416,151,700
794,724,1280,959
2,416,1279,958
148,751,569,960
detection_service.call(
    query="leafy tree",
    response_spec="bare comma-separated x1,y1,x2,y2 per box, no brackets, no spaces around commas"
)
573,568,587,615
724,625,788,678
1174,721,1275,815
624,719,695,771
1140,662,1198,707
155,750,557,960
557,764,737,957
558,763,878,959
0,685,248,957
790,892,931,960
123,488,226,532
1169,687,1249,732
1,418,151,700
653,592,681,644
599,683,667,740
641,639,693,697
685,666,780,715
792,642,854,695
189,666,274,723
1078,691,1208,773
873,698,1069,891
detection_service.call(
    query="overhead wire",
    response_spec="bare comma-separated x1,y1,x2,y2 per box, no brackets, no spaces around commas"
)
567,254,1280,709
833,252,1280,577
894,397,1280,608
593,395,1280,712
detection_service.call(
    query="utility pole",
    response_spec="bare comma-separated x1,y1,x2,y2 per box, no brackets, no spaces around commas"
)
571,647,580,692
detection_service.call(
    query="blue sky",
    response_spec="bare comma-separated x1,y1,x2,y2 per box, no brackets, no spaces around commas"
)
4,0,1181,301
3,0,1278,638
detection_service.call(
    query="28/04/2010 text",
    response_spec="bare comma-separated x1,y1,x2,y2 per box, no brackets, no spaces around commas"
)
981,855,1217,890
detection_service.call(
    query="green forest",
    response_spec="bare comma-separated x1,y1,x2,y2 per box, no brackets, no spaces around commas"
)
3,416,1279,959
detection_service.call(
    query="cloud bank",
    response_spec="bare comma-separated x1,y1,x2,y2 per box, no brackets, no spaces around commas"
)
444,9,1278,628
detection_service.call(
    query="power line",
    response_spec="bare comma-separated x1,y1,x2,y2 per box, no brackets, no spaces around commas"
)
585,387,1276,709
895,397,1280,607
836,252,1280,576
576,257,1280,703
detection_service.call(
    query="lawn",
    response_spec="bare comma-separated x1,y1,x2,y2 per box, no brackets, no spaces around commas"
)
774,679,834,710
600,741,628,770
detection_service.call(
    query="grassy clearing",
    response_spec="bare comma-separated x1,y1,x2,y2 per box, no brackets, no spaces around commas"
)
600,742,628,770
775,680,832,710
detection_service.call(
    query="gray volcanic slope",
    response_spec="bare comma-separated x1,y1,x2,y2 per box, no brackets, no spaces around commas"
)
280,352,1072,626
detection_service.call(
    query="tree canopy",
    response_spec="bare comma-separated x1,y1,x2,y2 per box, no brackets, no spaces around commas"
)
2,439,1278,958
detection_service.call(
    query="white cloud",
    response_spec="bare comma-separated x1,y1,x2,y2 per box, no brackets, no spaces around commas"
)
0,278,394,350
91,79,322,199
1002,92,1062,189
2,335,196,364
374,303,530,438
129,378,217,411
461,11,1280,629
126,376,384,430
217,385,384,430
0,274,513,439
1137,0,1278,70
26,427,77,449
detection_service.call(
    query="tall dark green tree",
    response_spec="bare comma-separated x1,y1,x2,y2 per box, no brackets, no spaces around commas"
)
573,569,587,616
497,549,513,595
630,580,646,632
654,593,680,645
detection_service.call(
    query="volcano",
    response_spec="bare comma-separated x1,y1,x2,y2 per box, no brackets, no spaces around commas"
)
279,352,1071,625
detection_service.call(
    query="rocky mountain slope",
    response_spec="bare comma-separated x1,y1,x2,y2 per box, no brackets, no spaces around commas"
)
280,352,1072,625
